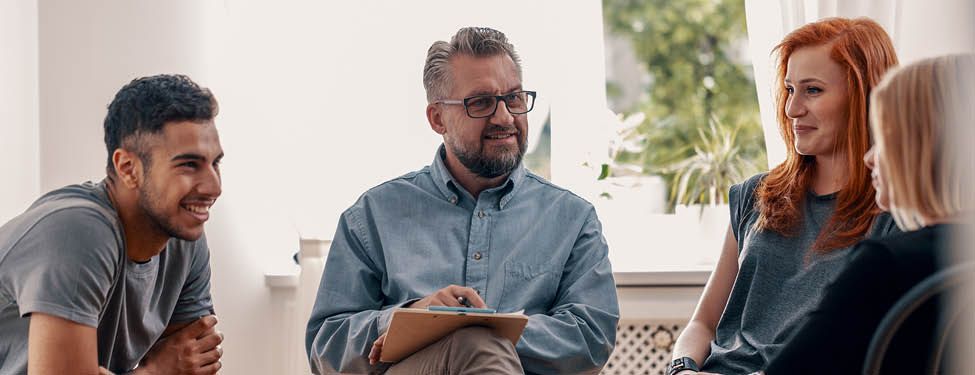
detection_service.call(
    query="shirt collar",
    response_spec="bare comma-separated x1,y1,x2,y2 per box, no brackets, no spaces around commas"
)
430,144,525,209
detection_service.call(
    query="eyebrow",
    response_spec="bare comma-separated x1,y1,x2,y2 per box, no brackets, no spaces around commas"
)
784,78,827,85
171,152,224,163
467,85,524,97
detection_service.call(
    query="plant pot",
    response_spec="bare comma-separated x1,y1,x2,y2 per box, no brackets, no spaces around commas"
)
595,175,667,215
674,204,730,264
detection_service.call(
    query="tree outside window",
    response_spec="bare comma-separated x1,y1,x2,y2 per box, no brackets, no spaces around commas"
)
602,0,767,211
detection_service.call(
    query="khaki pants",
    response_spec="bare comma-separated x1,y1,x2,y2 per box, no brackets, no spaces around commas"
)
373,326,524,375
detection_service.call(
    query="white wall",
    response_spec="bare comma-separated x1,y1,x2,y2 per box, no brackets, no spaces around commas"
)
38,0,215,191
33,0,274,372
207,0,587,242
0,0,39,224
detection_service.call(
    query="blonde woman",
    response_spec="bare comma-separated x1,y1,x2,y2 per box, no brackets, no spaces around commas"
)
764,54,975,374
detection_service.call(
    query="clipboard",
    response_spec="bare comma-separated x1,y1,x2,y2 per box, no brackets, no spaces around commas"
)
379,307,529,363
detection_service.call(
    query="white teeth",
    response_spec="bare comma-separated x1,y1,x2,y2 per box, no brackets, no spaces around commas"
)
486,134,512,139
183,205,210,214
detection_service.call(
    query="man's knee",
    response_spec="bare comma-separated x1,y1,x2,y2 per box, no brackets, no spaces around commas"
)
442,326,523,374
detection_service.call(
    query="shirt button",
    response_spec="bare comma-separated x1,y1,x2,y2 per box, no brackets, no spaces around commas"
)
477,210,485,218
473,252,482,260
449,197,457,204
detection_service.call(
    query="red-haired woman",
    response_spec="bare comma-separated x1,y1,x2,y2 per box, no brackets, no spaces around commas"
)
764,54,975,375
667,18,900,375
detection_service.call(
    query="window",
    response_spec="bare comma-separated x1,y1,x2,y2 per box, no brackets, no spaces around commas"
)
595,0,767,271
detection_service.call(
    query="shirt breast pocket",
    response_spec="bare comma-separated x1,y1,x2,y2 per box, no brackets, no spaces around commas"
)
500,261,561,313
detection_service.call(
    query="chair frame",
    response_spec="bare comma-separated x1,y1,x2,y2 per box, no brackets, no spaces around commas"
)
862,262,975,375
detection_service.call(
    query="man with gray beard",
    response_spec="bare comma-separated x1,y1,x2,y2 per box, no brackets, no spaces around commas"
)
306,27,619,375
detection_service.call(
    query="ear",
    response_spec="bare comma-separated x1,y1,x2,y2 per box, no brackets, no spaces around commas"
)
112,149,144,189
427,104,447,135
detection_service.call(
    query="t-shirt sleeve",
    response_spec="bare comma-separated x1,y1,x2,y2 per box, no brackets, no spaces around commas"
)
6,208,121,328
169,235,215,324
728,173,763,244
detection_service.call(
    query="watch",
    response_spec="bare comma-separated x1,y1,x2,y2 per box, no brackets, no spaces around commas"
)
666,357,700,375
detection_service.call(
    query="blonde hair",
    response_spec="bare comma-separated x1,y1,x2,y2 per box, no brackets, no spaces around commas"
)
870,54,975,230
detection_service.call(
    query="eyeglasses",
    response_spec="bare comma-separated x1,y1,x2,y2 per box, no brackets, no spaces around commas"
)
437,90,536,118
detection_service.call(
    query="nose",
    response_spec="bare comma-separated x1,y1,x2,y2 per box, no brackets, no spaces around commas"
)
785,94,805,119
490,100,516,125
863,146,875,170
197,163,222,198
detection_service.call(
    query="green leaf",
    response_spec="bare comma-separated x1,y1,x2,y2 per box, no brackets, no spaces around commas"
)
598,163,611,180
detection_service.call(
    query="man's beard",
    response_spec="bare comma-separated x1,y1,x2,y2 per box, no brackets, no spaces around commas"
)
447,126,527,178
138,177,197,241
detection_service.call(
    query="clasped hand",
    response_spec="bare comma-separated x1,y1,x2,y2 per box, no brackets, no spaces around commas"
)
133,315,224,375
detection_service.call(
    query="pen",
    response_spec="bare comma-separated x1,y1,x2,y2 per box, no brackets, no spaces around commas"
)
457,296,473,308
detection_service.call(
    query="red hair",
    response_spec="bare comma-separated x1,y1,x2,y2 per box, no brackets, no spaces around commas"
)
755,17,898,251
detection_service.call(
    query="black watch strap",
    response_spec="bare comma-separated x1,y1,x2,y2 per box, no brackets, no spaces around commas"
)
667,357,700,375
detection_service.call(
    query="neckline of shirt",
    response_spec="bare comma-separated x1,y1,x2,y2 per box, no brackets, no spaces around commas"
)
431,144,524,208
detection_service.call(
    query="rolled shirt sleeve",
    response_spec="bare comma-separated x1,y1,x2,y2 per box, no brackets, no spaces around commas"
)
305,206,402,374
516,208,620,374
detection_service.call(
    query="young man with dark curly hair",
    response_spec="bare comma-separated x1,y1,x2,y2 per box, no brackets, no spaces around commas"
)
0,74,225,375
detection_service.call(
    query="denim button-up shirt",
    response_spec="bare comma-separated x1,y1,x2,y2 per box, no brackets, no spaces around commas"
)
306,145,619,374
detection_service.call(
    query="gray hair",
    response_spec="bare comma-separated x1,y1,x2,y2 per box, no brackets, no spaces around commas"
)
423,27,522,103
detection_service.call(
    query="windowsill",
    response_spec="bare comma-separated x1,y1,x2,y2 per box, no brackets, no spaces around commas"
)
264,272,299,288
614,269,711,287
266,268,712,289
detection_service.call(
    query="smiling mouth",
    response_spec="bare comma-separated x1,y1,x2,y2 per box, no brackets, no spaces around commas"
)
180,200,215,220
484,134,515,139
484,132,517,141
182,204,210,214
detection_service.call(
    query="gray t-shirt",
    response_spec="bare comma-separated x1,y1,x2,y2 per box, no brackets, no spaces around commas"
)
701,173,899,374
0,181,214,374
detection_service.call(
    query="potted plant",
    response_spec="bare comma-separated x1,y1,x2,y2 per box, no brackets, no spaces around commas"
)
593,111,668,215
666,116,762,247
667,116,760,210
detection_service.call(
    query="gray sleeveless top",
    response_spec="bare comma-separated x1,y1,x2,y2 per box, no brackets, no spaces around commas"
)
701,173,899,374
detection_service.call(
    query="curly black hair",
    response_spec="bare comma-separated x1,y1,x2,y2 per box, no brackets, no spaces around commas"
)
103,74,218,177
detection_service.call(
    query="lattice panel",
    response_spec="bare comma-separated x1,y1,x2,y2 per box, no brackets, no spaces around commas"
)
601,320,686,375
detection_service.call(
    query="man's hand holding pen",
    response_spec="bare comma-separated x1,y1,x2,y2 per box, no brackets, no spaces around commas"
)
369,285,489,364
405,285,487,310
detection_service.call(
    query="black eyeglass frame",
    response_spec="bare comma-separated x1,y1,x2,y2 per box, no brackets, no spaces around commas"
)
437,90,537,119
